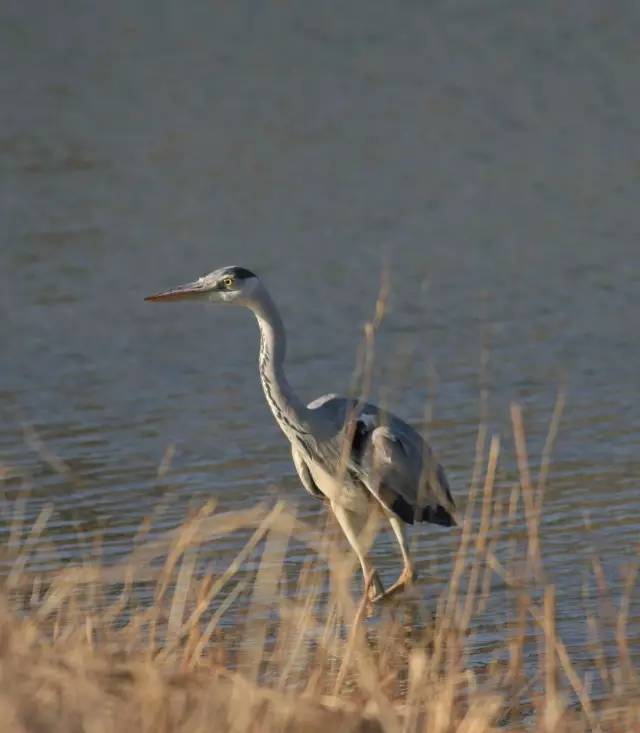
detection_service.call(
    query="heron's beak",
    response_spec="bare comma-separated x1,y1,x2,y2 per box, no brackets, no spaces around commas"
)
144,279,210,302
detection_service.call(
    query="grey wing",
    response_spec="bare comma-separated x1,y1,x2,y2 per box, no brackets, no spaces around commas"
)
307,393,341,411
307,395,455,526
363,424,456,526
291,444,325,500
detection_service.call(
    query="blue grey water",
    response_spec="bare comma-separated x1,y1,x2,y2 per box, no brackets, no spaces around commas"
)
1,0,638,680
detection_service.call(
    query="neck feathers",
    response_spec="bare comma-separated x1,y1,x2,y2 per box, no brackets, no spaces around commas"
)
250,288,310,440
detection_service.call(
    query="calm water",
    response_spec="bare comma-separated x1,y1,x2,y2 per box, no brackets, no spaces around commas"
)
1,0,638,674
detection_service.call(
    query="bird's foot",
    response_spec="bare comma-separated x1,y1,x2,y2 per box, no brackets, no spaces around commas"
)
372,565,416,603
364,570,385,602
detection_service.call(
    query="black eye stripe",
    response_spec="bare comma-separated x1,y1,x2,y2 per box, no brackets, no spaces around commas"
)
223,266,255,280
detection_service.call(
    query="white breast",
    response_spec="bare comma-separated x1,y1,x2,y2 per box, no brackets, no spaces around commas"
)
308,461,370,513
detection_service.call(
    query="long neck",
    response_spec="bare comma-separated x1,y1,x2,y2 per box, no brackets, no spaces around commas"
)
249,288,310,440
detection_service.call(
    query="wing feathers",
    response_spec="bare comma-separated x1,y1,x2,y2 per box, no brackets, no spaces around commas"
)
369,426,456,526
304,395,456,527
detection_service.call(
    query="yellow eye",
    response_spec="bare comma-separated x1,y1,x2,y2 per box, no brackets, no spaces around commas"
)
223,277,234,289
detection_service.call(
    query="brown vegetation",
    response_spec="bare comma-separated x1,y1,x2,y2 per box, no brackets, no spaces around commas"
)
0,401,638,733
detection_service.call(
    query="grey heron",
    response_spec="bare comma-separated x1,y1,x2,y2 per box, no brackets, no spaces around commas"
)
145,266,456,601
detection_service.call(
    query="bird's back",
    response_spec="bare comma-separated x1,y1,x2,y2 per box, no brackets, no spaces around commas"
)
305,394,455,524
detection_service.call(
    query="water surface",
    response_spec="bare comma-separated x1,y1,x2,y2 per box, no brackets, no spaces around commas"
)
1,0,638,684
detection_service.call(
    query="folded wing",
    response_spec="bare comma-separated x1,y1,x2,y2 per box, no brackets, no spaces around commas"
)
307,395,456,527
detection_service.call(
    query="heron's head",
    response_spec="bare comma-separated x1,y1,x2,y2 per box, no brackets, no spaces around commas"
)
145,266,259,306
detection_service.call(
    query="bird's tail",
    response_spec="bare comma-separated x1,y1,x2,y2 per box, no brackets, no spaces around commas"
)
419,462,457,526
380,461,457,527
388,494,457,527
420,504,456,527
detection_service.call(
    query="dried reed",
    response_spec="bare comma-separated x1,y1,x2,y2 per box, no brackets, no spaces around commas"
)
0,402,638,733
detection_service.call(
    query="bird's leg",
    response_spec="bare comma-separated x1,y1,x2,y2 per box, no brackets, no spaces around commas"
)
377,564,416,601
331,503,384,600
365,567,385,601
373,514,416,601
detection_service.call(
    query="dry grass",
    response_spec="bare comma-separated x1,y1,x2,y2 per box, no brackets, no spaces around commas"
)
0,401,638,733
